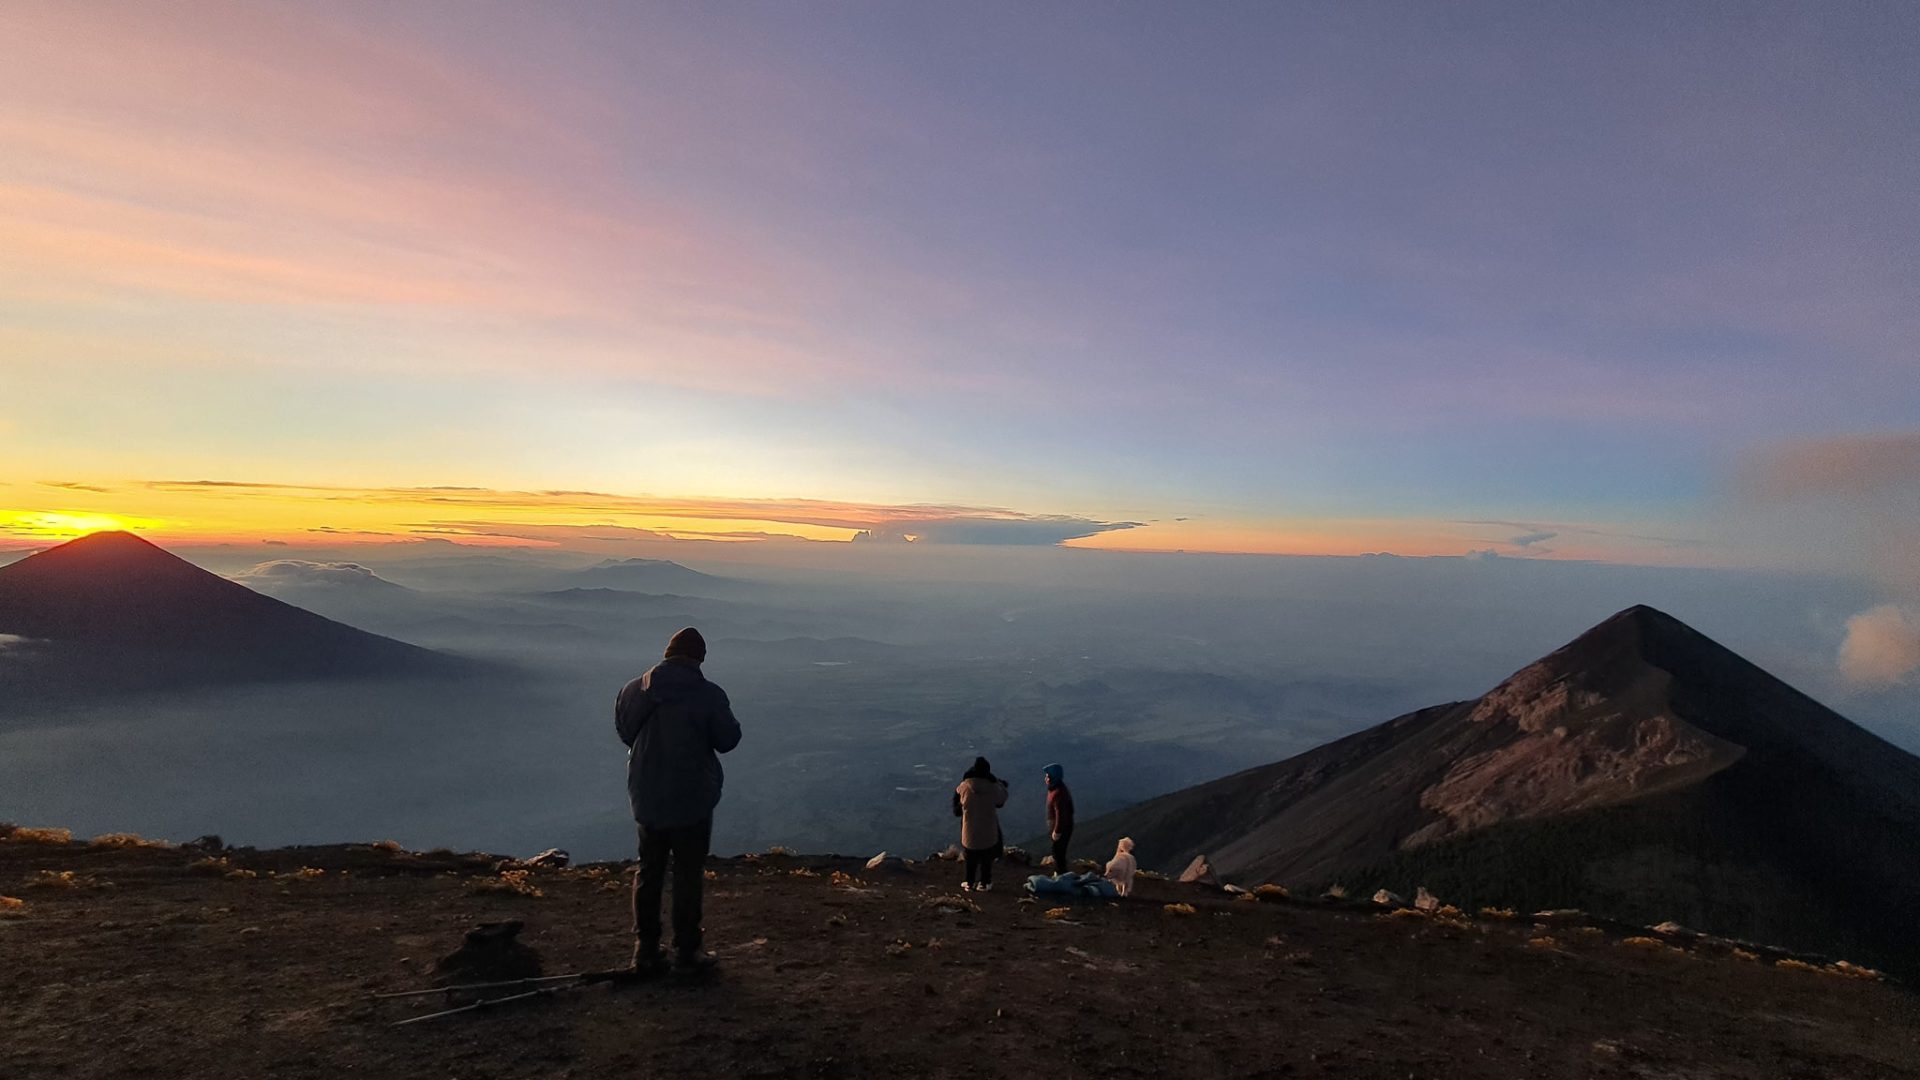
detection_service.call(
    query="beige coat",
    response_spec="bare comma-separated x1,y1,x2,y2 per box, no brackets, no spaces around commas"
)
955,776,1008,851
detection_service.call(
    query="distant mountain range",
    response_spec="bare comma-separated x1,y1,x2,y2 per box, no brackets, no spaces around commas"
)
566,557,730,594
0,532,466,701
1075,606,1920,976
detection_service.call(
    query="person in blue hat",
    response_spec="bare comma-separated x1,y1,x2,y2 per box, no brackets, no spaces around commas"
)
1043,763,1074,875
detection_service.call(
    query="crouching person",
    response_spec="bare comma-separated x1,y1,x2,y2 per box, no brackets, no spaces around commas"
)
616,627,741,976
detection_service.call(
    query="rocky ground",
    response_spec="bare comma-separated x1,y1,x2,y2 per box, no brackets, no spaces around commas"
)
3,830,1918,1079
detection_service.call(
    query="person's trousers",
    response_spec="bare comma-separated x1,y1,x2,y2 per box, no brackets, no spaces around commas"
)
1051,830,1072,873
963,845,995,886
633,816,712,957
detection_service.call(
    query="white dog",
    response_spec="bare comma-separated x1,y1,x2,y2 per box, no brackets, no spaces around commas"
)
1105,837,1138,897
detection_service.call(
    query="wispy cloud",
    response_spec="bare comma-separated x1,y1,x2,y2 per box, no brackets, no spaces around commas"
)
124,479,1147,548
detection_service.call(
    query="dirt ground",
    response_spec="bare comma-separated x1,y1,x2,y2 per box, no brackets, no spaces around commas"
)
4,835,1918,1079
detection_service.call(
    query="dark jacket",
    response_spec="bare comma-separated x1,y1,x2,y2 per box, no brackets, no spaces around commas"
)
615,658,742,828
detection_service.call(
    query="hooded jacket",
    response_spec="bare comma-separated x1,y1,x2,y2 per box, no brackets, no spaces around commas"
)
954,773,1009,852
615,658,742,828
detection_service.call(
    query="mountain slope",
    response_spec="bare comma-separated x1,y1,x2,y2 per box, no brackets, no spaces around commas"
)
1073,606,1920,975
0,532,464,695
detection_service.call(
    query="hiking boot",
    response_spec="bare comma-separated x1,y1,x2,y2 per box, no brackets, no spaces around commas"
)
631,941,667,976
976,882,993,893
959,881,973,892
671,951,718,977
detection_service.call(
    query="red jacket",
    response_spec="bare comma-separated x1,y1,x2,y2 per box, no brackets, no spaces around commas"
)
1047,783,1075,835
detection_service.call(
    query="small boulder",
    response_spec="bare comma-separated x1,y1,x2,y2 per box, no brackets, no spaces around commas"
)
1372,889,1406,907
865,852,909,874
524,848,570,869
435,920,542,985
1414,887,1440,912
1177,856,1219,886
183,835,225,853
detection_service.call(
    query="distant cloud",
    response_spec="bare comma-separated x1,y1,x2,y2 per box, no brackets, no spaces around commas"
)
40,480,111,493
0,633,33,651
136,479,1145,549
1736,433,1920,594
853,516,1141,546
1839,604,1920,690
1741,434,1920,502
232,560,396,589
1452,519,1701,559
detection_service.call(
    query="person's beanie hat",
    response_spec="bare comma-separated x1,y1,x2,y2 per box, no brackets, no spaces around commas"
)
1043,763,1064,784
664,626,707,662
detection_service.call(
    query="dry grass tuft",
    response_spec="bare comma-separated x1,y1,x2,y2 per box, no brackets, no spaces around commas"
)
1436,904,1464,918
1044,906,1074,920
1324,884,1348,899
1162,902,1198,916
1134,869,1166,881
1528,936,1560,950
1386,906,1428,920
1730,948,1760,962
1255,884,1290,900
27,869,111,890
0,895,27,916
468,869,543,898
884,939,912,957
88,832,172,850
284,866,326,881
1775,958,1820,973
1479,906,1517,920
1576,926,1605,939
788,867,819,878
187,856,235,876
8,826,73,846
368,839,404,853
764,845,792,857
828,870,864,889
1621,936,1667,950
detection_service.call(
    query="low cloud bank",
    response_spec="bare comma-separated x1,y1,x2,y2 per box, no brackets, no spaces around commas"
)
233,560,397,589
852,515,1140,546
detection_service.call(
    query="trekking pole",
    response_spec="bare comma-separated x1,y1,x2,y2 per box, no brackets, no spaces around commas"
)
391,986,560,1026
373,973,585,1000
385,969,637,1026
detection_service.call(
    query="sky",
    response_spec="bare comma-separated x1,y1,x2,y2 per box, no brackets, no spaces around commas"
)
1,2,1917,567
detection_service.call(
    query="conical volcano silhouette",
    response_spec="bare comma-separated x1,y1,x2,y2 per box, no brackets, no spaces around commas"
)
0,531,457,684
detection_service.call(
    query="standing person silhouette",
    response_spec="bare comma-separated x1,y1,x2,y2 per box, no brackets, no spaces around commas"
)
1044,763,1075,875
952,756,1008,892
615,627,741,976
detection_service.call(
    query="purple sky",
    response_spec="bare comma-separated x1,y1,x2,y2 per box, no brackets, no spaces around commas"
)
1,1,1916,562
